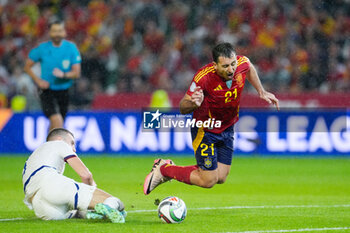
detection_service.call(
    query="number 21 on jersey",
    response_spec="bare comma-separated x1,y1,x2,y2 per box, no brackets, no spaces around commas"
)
200,143,214,156
225,88,237,103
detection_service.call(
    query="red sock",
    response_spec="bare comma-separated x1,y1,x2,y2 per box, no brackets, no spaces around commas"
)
160,164,198,184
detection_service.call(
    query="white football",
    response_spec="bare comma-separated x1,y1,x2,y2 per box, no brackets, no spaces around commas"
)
157,196,187,223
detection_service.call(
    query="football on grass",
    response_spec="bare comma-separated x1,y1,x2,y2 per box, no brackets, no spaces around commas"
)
157,196,187,223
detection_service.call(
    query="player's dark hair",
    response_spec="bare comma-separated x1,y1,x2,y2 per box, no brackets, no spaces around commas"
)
46,128,74,141
212,43,236,63
48,20,64,29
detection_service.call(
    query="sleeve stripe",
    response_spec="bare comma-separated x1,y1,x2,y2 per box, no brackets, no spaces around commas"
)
237,57,247,62
237,60,248,66
194,67,215,82
64,154,77,162
194,66,214,82
237,57,249,66
194,66,212,82
197,65,213,76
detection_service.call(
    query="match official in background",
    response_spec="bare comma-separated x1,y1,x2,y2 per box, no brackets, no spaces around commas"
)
24,20,81,131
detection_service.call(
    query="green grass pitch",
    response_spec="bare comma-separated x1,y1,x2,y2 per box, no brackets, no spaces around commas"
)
0,155,350,233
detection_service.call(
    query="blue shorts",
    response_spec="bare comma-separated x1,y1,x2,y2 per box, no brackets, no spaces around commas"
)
191,125,234,170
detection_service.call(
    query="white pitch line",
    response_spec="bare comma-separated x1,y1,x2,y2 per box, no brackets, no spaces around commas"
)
227,227,350,233
128,204,350,213
1,204,350,221
0,218,25,222
129,209,156,213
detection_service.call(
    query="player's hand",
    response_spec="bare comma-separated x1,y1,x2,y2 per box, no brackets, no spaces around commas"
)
259,90,279,110
37,79,49,89
191,86,204,107
53,68,65,78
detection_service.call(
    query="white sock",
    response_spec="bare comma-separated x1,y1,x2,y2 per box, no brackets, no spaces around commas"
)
103,197,124,211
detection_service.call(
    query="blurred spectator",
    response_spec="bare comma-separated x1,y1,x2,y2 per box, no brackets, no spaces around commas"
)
11,65,40,111
70,77,93,110
0,0,350,111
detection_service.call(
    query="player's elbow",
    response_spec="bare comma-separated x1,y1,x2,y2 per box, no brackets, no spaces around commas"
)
179,102,194,114
179,107,188,115
179,100,186,114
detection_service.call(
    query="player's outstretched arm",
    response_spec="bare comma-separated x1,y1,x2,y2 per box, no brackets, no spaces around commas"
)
180,87,204,114
246,63,279,110
66,156,96,187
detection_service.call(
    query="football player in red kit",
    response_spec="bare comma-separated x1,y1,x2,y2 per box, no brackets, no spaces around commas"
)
144,42,279,195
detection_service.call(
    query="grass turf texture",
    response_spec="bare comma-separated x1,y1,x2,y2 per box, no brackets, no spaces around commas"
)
0,156,349,233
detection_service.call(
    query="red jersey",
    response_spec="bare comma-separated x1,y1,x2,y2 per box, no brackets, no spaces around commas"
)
186,55,250,134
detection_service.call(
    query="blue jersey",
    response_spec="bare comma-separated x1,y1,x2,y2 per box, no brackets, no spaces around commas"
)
29,40,81,90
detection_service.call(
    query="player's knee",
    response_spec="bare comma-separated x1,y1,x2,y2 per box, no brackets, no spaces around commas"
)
217,173,229,184
217,176,227,184
217,167,230,184
201,182,216,188
200,176,218,188
32,194,66,220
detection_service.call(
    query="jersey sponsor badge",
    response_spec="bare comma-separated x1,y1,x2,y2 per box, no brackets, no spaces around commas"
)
62,60,70,69
235,73,243,88
204,157,212,168
189,82,196,92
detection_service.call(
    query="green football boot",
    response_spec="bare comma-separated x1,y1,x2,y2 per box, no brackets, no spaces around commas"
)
94,203,125,223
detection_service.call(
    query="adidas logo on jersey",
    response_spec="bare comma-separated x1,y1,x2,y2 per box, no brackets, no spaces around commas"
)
214,85,223,91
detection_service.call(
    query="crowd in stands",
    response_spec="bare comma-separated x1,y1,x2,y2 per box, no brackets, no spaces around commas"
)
0,0,349,110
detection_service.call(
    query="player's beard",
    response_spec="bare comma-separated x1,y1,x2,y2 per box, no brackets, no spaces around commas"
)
51,36,64,46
